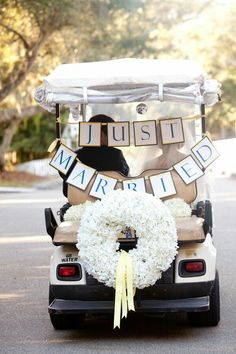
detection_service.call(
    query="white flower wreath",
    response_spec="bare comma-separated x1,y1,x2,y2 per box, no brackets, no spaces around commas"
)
77,190,178,289
164,198,192,218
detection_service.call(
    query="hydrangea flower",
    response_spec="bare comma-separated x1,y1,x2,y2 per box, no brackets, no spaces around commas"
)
164,198,192,218
64,201,92,221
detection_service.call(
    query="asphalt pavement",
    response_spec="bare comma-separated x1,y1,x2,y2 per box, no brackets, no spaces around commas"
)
0,177,236,354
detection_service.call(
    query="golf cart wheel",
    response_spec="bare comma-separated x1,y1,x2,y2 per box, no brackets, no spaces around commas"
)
188,271,220,326
49,286,85,330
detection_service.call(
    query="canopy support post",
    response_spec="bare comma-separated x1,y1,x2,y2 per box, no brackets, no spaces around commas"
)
55,103,61,139
200,104,206,136
81,87,88,122
82,104,87,122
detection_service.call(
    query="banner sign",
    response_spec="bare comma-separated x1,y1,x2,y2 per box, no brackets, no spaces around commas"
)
78,119,184,147
50,135,219,200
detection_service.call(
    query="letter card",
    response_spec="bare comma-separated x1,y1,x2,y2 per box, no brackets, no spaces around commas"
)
123,177,146,192
50,144,76,174
159,118,184,145
79,122,101,146
191,136,220,169
173,156,204,184
66,160,96,190
107,122,130,147
149,171,176,198
89,173,117,199
133,120,157,146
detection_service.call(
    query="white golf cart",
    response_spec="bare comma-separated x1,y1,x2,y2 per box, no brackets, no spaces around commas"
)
35,59,221,330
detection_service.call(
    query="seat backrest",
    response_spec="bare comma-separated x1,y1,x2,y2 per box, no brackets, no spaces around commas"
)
67,169,197,205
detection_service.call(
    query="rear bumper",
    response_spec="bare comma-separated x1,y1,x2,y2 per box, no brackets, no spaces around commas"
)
49,280,214,315
49,296,210,315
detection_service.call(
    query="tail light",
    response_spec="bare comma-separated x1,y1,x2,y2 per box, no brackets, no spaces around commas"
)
184,261,204,273
179,260,206,277
57,264,82,280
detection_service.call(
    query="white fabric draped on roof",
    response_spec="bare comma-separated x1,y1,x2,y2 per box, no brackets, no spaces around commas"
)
34,58,221,112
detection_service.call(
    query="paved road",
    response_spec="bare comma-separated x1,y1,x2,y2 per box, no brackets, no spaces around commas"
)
0,178,236,354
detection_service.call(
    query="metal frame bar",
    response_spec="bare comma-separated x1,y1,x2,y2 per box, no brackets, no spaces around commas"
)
55,103,61,138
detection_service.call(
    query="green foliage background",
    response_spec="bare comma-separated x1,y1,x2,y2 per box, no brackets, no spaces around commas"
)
11,113,55,162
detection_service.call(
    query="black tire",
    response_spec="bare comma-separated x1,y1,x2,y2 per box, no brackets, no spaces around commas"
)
188,271,220,326
49,286,85,330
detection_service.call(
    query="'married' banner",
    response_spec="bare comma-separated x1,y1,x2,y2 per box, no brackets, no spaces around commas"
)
50,135,219,200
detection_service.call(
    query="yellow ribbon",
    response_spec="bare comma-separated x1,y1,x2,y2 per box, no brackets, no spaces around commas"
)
113,250,135,329
47,138,61,153
126,252,135,312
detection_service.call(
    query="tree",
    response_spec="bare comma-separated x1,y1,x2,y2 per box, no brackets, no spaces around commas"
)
0,0,97,170
11,112,56,162
0,0,219,170
0,0,82,101
172,1,236,138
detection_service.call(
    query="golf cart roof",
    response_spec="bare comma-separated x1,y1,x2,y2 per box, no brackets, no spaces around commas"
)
34,58,221,112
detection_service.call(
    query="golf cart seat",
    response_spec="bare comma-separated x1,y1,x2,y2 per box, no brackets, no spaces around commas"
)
51,214,205,246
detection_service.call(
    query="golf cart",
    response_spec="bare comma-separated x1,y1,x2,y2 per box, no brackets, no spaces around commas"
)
35,59,221,330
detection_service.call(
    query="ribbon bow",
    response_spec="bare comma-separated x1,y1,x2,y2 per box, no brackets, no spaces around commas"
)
113,250,135,329
47,138,61,153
